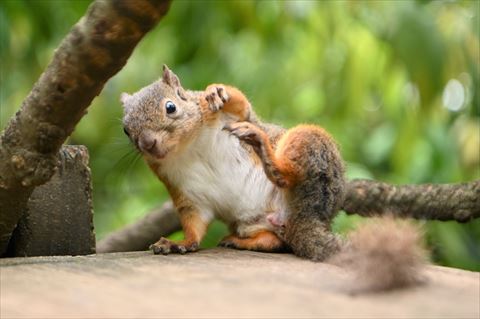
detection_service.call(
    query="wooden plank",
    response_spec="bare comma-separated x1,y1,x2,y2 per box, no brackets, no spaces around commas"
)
1,249,478,318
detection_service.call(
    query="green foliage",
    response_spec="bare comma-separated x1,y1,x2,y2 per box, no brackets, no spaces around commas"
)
1,0,478,270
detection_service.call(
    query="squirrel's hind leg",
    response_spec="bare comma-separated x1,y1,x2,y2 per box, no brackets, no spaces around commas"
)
218,231,286,252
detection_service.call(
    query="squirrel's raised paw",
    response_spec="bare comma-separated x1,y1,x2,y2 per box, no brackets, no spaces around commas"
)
224,122,263,149
149,237,198,255
204,85,229,112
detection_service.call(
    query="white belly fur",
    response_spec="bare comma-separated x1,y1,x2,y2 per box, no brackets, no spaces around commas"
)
158,123,282,237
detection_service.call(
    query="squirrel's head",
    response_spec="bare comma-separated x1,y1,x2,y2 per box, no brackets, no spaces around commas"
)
121,65,202,161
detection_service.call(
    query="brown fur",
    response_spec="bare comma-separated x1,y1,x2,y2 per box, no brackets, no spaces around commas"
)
122,66,205,162
227,122,346,261
149,184,208,254
123,65,287,254
331,217,427,292
285,216,342,261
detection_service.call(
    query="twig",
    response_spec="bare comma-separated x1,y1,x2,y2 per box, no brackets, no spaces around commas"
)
96,201,180,253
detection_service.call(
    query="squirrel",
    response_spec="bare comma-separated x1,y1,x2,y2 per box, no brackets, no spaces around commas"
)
121,65,344,256
121,65,426,291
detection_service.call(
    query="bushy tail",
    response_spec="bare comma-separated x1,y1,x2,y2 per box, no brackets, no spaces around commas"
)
331,216,428,293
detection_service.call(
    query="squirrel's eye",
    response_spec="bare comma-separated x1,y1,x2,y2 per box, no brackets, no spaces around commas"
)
123,127,130,137
165,101,177,114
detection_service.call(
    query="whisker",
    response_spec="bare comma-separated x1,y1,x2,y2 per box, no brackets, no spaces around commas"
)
126,152,143,176
112,149,139,171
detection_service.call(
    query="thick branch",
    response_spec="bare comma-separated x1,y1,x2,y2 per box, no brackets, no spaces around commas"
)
342,179,480,222
97,179,480,253
96,201,180,253
0,0,171,255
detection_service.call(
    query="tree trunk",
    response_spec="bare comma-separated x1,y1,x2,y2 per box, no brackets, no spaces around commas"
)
0,0,171,255
6,145,95,257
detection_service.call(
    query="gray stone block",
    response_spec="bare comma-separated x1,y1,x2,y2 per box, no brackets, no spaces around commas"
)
6,145,95,257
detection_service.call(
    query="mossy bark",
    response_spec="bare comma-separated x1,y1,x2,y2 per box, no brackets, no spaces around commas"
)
0,0,171,255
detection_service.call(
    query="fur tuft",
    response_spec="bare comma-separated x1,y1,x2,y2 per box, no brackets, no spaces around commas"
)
331,216,427,292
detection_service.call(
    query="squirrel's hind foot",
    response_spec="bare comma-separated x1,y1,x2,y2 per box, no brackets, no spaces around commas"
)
149,237,199,255
218,231,287,253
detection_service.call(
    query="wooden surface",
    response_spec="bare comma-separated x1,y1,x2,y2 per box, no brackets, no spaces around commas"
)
1,249,479,318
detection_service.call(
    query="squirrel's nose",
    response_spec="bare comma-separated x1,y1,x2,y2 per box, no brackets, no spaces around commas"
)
138,133,157,152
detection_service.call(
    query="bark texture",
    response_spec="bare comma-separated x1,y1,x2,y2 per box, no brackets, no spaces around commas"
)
0,0,171,255
96,201,180,253
6,146,95,257
342,179,480,222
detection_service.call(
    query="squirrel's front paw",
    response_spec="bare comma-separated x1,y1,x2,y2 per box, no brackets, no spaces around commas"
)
204,85,229,112
149,237,199,255
224,122,263,149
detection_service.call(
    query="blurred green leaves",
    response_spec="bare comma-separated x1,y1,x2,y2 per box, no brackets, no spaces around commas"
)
1,0,478,270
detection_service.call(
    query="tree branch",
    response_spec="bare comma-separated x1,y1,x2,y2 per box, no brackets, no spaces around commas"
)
96,179,480,253
342,179,480,223
0,0,171,255
96,201,180,253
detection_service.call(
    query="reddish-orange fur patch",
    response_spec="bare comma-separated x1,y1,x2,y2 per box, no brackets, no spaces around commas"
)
221,230,285,252
147,168,209,248
176,212,208,247
274,124,336,188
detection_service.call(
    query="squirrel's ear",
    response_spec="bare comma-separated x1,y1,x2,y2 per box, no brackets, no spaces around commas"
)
162,64,182,89
120,92,131,106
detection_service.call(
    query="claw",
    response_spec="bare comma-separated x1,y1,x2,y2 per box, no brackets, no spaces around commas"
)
217,86,229,103
149,237,197,255
218,240,236,249
205,85,229,112
187,242,199,252
150,243,170,255
173,244,187,255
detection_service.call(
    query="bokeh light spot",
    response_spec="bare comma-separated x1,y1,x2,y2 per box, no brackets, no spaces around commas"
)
442,79,465,112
